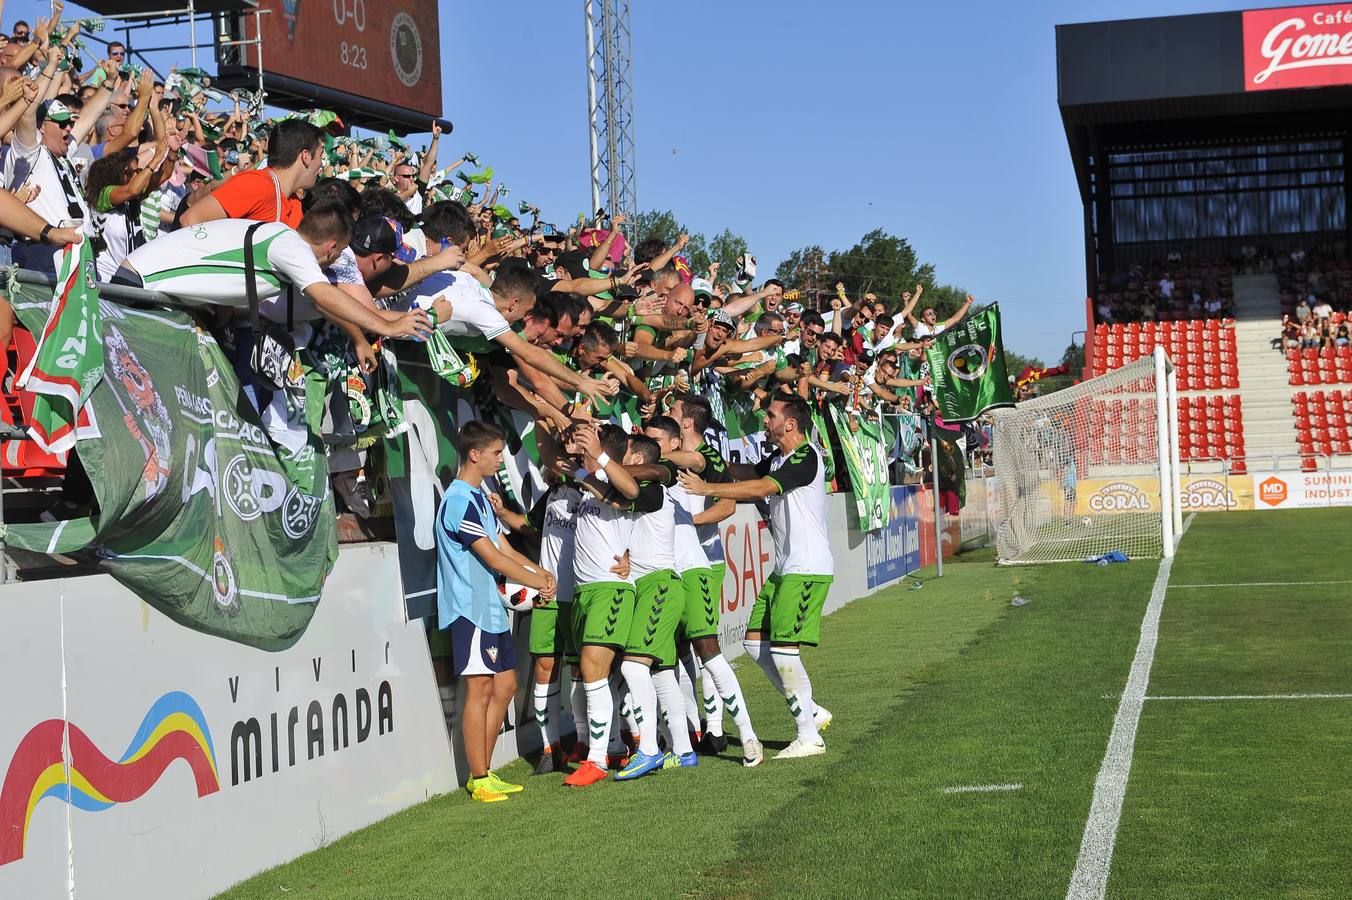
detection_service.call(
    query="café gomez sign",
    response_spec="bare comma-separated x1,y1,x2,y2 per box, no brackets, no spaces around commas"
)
1244,4,1352,90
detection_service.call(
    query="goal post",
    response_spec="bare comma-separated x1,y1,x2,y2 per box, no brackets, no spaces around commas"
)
991,348,1179,565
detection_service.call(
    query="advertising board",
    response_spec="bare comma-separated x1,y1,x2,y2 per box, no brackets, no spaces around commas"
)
1243,5,1352,91
1071,475,1254,515
866,485,922,589
1251,470,1352,509
0,545,454,900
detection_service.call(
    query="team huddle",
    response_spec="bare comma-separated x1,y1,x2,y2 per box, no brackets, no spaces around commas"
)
437,392,834,803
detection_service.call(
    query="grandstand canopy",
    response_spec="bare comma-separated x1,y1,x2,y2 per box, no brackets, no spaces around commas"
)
1057,6,1352,294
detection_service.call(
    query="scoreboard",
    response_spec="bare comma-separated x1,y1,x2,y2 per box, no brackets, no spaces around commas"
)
246,0,443,122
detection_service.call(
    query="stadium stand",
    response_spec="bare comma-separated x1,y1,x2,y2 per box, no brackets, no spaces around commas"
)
1087,313,1245,470
1086,261,1352,473
1286,345,1352,387
1093,261,1234,323
1291,390,1352,464
1089,318,1239,389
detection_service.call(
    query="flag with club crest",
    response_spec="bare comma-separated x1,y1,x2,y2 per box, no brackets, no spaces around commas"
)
923,304,1015,423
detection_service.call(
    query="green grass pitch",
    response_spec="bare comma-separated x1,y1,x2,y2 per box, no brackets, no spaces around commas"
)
218,508,1352,898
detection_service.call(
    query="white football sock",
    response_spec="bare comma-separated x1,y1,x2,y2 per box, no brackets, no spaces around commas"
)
701,668,723,737
608,677,629,754
675,651,704,734
583,679,613,765
743,639,785,694
702,653,755,742
652,668,694,755
569,672,586,741
771,647,818,742
531,682,558,751
620,660,660,756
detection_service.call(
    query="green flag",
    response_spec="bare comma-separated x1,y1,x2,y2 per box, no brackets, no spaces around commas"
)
457,165,494,185
827,405,890,531
5,286,337,650
924,304,1015,423
933,423,967,509
16,241,104,454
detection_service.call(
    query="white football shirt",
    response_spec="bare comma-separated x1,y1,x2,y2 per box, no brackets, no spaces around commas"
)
573,489,638,586
529,484,581,604
756,441,833,577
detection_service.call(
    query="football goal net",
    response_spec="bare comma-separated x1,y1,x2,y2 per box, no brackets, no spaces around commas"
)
991,348,1181,564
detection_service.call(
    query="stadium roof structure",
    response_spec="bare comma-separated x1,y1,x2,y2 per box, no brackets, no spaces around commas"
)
1057,5,1352,292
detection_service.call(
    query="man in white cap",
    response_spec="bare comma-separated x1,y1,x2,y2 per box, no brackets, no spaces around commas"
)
3,98,91,274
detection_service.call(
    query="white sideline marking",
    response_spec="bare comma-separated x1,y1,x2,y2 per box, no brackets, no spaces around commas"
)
1148,693,1352,701
1170,580,1352,589
1066,513,1194,900
941,783,1023,794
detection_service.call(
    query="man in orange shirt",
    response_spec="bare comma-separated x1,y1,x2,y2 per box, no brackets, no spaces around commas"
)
180,119,324,228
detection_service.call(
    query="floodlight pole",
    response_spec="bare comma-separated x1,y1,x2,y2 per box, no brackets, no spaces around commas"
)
583,0,637,230
1154,347,1175,558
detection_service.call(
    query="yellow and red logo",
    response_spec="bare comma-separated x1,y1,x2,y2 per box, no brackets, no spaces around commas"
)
0,691,219,866
1259,476,1289,507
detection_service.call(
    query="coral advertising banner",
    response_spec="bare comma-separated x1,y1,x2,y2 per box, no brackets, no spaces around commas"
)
1072,476,1254,515
1243,5,1352,91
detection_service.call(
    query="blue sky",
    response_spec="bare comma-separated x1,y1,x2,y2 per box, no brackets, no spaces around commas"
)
432,0,1268,362
25,1,1260,360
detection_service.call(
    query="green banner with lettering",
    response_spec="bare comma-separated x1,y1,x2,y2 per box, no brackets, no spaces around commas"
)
827,404,890,531
4,283,337,650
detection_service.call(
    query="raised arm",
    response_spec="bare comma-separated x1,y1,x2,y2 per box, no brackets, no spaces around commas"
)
721,283,774,319
633,326,690,365
587,213,625,271
941,295,975,330
417,121,441,183
304,281,432,339
900,283,923,325
106,69,156,154
15,48,62,149
496,330,617,404
646,232,689,273
678,470,778,501
577,426,639,499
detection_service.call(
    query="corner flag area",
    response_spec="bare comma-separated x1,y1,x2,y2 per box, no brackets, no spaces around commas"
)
218,508,1352,898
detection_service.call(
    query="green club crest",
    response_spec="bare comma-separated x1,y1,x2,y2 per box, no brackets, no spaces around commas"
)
945,343,991,382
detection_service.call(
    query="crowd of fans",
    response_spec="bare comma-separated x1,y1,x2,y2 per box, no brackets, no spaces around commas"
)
0,6,992,525
1274,246,1352,355
1093,256,1234,324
